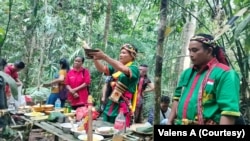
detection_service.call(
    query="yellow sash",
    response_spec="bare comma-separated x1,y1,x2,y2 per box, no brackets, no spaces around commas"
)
112,61,133,79
131,85,138,112
111,61,138,113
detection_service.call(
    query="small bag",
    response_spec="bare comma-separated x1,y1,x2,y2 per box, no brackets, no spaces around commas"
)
109,82,127,103
58,87,68,100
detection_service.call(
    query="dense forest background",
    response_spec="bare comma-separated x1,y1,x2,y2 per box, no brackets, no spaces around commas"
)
0,0,249,123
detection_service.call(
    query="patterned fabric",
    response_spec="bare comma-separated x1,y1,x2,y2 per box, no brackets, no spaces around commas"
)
120,44,137,59
190,36,228,66
174,58,240,125
134,76,151,123
103,62,139,127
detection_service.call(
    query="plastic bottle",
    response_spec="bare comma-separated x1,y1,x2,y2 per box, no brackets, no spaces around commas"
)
55,98,61,110
114,111,126,133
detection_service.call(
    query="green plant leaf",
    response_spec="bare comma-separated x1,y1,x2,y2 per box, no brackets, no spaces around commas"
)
0,71,18,100
234,14,250,38
0,27,5,44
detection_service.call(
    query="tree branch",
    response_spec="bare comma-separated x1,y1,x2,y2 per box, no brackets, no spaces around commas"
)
131,0,148,36
169,0,211,33
0,0,13,55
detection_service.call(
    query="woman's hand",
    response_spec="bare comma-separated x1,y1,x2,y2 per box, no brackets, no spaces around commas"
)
73,93,79,98
69,88,76,94
42,83,51,87
166,121,173,125
88,50,107,60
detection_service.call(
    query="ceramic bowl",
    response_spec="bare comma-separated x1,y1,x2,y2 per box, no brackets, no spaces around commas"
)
43,104,54,111
84,48,99,59
60,123,77,133
71,128,86,138
32,105,44,112
78,134,104,141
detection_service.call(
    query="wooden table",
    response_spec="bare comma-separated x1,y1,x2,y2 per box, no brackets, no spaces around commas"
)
19,115,114,141
16,114,153,141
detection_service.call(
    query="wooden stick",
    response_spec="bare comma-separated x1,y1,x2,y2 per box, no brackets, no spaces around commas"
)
87,96,93,141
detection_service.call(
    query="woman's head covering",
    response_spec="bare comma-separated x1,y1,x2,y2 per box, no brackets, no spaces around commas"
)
120,43,138,60
190,33,229,66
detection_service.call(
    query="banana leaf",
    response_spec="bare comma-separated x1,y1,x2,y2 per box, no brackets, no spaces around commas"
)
136,126,153,134
0,71,18,100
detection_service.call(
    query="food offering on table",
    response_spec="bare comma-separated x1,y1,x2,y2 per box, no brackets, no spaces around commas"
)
77,134,104,141
17,105,31,114
47,111,65,122
77,116,89,132
95,126,118,136
69,116,86,138
60,123,78,133
32,104,45,112
63,112,75,117
75,106,99,121
30,115,49,121
24,111,45,117
70,128,86,138
129,123,153,135
43,104,54,111
44,109,64,115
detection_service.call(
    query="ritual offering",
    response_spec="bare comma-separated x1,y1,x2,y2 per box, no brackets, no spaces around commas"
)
60,123,77,133
82,41,99,59
32,105,44,112
24,112,45,117
95,127,118,136
43,104,54,111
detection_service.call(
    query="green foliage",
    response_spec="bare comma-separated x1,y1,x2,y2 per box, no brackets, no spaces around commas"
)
0,125,17,140
234,14,250,38
112,10,133,34
0,27,5,45
26,87,50,102
0,0,249,119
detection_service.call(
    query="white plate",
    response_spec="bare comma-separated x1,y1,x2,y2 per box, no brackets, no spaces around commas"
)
24,112,45,117
60,123,78,128
95,127,118,136
78,134,104,141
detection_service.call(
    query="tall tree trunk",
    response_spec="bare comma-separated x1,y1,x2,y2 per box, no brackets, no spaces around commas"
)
23,0,38,93
23,36,35,94
37,0,47,88
178,0,197,74
154,0,168,128
88,0,93,43
103,0,112,51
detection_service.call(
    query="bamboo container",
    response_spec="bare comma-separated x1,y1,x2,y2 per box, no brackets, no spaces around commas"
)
87,95,93,141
